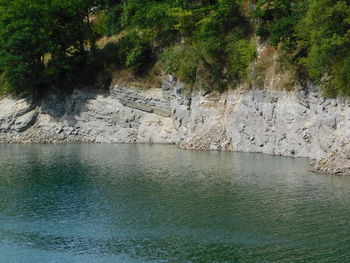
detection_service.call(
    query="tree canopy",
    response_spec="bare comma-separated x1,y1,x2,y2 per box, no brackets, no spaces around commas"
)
0,0,100,92
0,0,349,96
253,0,350,95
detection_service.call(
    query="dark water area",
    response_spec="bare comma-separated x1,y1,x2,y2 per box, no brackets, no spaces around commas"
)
0,144,349,263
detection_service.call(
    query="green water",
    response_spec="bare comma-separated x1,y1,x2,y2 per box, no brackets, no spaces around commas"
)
0,144,349,263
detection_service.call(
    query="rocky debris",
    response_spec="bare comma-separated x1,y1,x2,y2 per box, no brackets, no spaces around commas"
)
313,143,350,175
179,126,229,151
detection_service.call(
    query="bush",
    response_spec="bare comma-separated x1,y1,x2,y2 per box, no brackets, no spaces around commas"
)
126,46,148,73
160,45,199,84
159,46,180,75
226,39,256,80
177,48,200,84
161,35,256,89
93,11,109,37
116,31,153,74
0,73,15,95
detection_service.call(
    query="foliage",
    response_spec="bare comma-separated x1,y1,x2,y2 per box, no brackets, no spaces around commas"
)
253,0,350,96
115,31,153,74
161,45,200,84
121,0,177,45
159,0,254,90
0,0,256,93
253,0,306,47
226,39,256,80
0,0,100,93
0,0,349,95
0,73,13,95
102,0,122,35
299,0,350,95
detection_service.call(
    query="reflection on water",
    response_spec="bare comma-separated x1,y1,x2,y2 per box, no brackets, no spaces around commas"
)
0,144,350,262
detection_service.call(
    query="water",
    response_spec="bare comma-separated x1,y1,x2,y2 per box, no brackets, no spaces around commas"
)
0,144,349,263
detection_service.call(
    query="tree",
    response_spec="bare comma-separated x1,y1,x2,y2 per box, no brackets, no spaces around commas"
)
298,0,350,95
0,0,48,91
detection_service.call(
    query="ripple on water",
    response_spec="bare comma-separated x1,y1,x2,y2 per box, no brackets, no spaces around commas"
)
1,144,350,263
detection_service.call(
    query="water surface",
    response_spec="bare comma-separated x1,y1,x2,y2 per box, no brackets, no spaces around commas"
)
0,144,349,262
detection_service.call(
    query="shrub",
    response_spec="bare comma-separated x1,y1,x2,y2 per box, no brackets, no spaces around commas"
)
93,11,109,37
160,44,199,84
159,46,181,75
0,73,14,95
116,31,153,74
226,39,256,80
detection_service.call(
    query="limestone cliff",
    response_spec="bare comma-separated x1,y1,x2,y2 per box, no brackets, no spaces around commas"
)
0,86,177,144
0,76,349,175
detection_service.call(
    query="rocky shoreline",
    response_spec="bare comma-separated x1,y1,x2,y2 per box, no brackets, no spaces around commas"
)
1,76,349,175
313,144,350,175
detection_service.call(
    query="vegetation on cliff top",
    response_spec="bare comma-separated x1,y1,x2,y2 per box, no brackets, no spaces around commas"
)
0,0,349,96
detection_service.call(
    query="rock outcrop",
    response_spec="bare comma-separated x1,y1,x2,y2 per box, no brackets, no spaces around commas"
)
169,78,350,161
1,76,349,175
0,85,177,144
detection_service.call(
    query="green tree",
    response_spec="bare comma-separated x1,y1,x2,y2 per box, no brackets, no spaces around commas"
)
0,0,99,92
298,0,350,95
0,0,48,91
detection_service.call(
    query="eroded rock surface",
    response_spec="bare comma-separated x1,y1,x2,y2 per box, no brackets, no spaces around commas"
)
0,85,177,144
1,76,349,175
168,77,350,161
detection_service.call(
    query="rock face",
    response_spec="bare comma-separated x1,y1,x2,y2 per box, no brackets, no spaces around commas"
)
0,85,177,144
0,97,37,133
170,81,350,161
1,76,349,175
